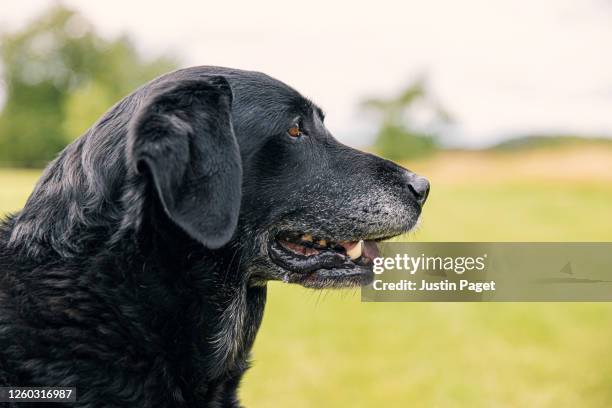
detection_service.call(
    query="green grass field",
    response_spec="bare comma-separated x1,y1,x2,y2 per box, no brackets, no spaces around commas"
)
1,146,612,407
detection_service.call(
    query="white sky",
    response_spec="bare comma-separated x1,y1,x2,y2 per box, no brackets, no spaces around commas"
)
2,0,612,147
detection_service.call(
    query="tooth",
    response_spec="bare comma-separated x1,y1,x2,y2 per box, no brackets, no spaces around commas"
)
346,240,363,260
318,239,327,247
302,234,313,242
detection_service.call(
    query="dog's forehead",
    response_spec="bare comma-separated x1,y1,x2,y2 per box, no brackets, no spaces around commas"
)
227,71,304,109
178,67,325,146
177,66,322,121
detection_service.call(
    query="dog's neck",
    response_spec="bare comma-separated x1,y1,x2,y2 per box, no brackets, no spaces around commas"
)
107,221,267,382
4,138,268,383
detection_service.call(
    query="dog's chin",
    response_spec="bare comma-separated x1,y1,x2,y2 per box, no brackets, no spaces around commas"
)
282,265,374,289
265,231,388,289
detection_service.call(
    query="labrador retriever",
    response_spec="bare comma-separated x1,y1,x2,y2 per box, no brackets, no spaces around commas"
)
0,66,429,407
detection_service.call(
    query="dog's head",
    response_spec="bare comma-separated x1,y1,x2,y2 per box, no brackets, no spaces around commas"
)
129,67,429,288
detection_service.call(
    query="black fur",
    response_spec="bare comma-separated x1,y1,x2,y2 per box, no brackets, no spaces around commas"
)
0,66,429,407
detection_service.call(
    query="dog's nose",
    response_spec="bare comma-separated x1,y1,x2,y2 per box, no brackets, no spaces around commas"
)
408,175,430,205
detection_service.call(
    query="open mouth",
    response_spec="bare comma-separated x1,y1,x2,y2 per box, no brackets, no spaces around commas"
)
268,232,382,288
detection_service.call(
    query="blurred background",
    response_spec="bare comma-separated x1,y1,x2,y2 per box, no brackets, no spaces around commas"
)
1,1,612,406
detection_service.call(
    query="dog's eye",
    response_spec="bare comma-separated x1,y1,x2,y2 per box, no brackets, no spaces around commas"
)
287,126,302,138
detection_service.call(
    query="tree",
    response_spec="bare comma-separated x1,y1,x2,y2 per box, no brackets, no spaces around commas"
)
361,76,452,161
0,5,178,167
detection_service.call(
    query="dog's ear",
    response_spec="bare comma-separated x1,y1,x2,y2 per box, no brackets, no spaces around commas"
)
128,77,241,249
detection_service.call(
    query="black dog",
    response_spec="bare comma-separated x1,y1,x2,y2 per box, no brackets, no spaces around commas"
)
0,66,429,407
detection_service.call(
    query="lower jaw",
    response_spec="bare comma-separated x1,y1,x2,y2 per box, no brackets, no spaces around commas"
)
284,267,374,289
267,239,375,288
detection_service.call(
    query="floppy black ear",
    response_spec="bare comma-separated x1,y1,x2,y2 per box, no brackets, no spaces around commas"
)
128,77,241,249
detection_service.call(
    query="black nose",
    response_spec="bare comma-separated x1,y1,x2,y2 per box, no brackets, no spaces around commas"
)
408,175,430,205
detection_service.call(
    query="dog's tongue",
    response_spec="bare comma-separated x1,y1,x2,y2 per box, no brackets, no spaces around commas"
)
339,240,380,260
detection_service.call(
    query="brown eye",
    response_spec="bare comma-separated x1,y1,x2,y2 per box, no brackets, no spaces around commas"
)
287,126,302,137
